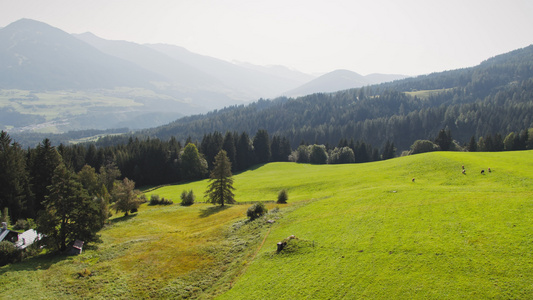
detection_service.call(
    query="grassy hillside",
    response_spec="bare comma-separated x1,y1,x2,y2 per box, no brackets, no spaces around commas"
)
1,151,533,299
221,151,533,299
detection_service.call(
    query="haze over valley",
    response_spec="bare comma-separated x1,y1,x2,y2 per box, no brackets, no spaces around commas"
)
0,19,409,135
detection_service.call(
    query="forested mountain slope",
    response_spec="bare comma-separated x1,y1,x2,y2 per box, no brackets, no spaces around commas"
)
144,44,533,151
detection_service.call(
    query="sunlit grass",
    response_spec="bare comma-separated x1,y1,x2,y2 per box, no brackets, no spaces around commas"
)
1,151,533,299
220,151,533,299
404,88,454,99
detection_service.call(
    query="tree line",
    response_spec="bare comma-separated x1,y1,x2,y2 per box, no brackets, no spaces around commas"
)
5,120,532,227
0,128,388,223
110,44,532,152
2,123,533,254
134,75,533,153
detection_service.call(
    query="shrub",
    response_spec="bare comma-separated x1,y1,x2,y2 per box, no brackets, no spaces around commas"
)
247,202,268,221
289,145,310,163
180,190,195,206
328,147,355,164
150,194,161,205
0,241,20,266
138,194,147,203
149,194,173,205
410,140,439,155
13,219,35,231
277,189,288,204
309,145,328,164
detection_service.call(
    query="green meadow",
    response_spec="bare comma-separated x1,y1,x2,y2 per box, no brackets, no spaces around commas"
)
0,89,143,120
1,151,533,299
404,88,454,99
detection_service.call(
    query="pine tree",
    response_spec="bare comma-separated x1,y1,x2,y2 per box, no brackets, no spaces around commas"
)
37,163,102,252
253,129,271,164
279,137,292,162
0,131,31,220
201,131,223,170
381,140,396,160
270,136,281,162
468,135,477,152
236,132,253,171
435,129,452,151
222,131,236,170
29,138,62,218
205,150,235,206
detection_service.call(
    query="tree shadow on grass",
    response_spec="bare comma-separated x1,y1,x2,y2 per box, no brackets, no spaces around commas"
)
109,213,137,224
199,205,230,218
0,251,69,275
232,163,267,176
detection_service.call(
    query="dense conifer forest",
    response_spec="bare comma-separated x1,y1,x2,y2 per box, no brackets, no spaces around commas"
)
131,44,533,151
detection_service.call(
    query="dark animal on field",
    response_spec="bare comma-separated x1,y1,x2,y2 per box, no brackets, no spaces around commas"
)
481,170,485,174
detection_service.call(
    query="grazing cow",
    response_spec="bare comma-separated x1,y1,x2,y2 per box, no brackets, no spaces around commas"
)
462,165,465,170
412,178,415,182
488,167,491,173
462,169,466,175
481,169,485,174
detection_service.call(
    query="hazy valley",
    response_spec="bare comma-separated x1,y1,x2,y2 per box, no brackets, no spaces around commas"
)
0,19,405,136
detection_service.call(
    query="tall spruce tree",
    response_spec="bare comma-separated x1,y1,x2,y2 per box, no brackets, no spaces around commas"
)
236,132,254,171
201,131,223,170
0,131,31,220
253,129,271,164
468,135,478,152
279,137,292,162
270,136,282,162
222,131,236,171
29,138,62,218
205,150,235,206
37,163,102,252
381,140,396,160
435,129,452,151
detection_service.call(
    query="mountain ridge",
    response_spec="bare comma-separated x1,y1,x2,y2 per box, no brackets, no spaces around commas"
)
135,43,533,152
0,19,161,90
284,69,408,96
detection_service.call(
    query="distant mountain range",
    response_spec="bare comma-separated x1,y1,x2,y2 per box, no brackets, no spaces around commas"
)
284,69,408,97
0,19,406,133
0,18,159,90
133,43,533,152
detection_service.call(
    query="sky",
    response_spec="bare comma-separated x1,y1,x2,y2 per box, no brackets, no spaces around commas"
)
1,0,532,76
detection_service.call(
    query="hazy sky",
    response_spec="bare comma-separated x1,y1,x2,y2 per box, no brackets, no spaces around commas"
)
1,0,532,76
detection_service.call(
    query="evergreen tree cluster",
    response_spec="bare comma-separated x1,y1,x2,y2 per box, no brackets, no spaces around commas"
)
0,132,141,251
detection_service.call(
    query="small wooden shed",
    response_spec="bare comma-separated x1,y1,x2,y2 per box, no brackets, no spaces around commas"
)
68,240,84,255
